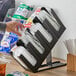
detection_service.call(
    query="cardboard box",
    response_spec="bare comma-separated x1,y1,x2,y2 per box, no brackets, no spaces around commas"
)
67,54,76,71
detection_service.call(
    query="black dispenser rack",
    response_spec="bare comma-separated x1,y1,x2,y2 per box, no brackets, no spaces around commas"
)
10,7,66,73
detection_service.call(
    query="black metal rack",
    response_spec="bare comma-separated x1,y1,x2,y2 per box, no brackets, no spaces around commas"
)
10,7,66,73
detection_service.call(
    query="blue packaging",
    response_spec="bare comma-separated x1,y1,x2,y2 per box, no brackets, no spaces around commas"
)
0,45,10,53
8,32,19,48
0,46,3,51
1,40,11,53
1,32,19,53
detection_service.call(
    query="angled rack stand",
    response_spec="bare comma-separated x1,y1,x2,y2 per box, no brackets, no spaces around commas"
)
38,53,66,72
10,7,66,73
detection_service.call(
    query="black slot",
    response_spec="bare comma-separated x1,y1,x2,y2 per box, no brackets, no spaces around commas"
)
35,30,50,50
17,40,40,60
51,9,66,37
19,55,36,72
41,19,57,39
42,20,58,46
43,19,60,38
27,42,42,60
57,25,66,39
35,30,57,49
51,9,64,28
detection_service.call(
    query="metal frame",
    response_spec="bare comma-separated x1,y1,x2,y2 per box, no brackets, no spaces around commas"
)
10,7,66,73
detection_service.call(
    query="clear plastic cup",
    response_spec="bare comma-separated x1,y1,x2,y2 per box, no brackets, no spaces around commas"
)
0,62,6,76
0,53,11,76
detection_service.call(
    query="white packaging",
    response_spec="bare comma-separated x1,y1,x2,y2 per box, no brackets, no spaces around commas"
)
37,10,60,31
11,45,37,66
